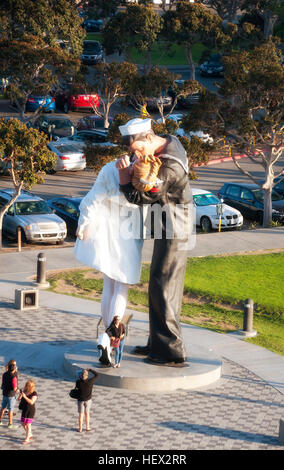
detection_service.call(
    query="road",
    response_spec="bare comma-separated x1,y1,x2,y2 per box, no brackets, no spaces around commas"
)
1,154,283,201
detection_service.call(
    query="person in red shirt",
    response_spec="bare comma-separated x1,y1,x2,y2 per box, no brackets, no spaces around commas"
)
0,359,18,428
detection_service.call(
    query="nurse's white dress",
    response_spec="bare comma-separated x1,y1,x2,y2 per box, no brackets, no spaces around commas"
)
73,160,143,284
73,160,143,364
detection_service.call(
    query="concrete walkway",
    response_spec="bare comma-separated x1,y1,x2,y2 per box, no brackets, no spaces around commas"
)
0,228,283,450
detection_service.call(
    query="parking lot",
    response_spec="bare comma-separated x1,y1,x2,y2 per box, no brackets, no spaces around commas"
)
1,99,283,250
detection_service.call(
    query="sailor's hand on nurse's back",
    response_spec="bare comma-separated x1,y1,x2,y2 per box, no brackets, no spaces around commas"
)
115,155,131,170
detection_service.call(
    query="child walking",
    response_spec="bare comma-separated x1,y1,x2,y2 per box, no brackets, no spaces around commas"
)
18,380,38,445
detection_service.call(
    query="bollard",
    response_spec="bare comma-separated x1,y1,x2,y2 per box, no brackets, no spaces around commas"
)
36,252,50,288
241,298,257,338
17,227,21,252
243,298,254,332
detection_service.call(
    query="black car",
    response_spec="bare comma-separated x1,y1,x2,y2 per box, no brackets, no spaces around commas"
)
81,40,104,65
82,19,103,32
168,80,199,109
46,197,82,237
260,176,284,198
199,54,224,77
218,182,284,223
28,115,75,139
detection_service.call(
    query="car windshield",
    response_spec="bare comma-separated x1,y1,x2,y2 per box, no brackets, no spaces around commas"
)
50,119,72,129
83,42,101,53
193,193,220,206
15,201,53,215
252,188,283,202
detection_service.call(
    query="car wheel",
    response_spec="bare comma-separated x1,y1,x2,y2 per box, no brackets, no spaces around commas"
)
56,239,64,245
18,228,27,244
200,216,212,233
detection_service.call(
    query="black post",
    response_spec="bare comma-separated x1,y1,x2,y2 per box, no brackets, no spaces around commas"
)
243,298,254,332
37,252,47,286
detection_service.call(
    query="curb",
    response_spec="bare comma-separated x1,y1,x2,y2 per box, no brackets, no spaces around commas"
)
193,153,247,167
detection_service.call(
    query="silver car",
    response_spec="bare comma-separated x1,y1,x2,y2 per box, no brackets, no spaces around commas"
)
0,189,67,243
47,141,86,171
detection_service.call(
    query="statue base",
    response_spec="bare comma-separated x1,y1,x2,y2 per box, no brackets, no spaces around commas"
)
64,335,222,393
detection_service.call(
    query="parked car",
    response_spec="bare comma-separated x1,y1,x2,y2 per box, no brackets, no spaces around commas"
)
54,87,99,113
157,114,214,144
259,176,284,198
47,196,82,237
192,188,243,232
82,19,103,32
200,54,224,77
28,115,75,139
146,94,173,111
47,141,86,171
57,129,117,147
76,115,114,131
25,94,56,113
0,189,67,244
81,40,104,65
168,80,199,109
218,182,284,223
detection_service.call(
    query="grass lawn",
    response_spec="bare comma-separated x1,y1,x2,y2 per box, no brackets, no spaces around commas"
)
85,32,208,66
129,42,207,66
47,252,284,356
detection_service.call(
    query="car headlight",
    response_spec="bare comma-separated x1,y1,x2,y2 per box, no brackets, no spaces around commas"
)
26,224,39,232
60,222,66,230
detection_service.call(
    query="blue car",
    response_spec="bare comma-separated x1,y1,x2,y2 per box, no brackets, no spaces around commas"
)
25,95,56,113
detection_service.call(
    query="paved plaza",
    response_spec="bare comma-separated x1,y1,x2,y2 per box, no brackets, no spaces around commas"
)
0,299,283,451
0,229,283,452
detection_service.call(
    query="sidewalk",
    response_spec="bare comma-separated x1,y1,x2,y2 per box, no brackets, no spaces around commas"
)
0,228,283,449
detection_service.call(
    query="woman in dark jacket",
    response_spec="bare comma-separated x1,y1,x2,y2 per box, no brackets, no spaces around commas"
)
106,315,126,368
75,368,98,432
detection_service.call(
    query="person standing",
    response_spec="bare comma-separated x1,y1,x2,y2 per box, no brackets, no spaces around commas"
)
75,368,98,433
18,380,38,445
0,359,18,429
106,316,126,368
116,118,193,367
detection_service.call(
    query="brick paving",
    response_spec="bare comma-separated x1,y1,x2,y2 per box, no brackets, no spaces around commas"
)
0,300,283,451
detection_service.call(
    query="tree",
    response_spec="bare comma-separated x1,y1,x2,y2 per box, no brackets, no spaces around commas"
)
0,0,84,120
241,0,282,39
0,35,78,121
91,61,138,128
0,118,57,249
79,0,121,19
199,0,246,23
102,3,163,73
182,41,284,226
125,66,201,122
0,0,85,56
161,2,232,79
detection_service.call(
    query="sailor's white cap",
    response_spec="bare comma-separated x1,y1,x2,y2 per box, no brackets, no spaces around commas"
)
119,118,152,136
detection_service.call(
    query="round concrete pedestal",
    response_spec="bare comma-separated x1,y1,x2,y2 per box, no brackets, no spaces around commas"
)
64,335,222,393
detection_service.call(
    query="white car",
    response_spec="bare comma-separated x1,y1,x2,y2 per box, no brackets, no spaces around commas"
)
55,130,117,148
47,142,86,172
158,114,213,144
192,188,243,231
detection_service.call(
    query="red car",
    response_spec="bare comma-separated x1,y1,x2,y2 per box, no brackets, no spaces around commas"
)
55,90,99,113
